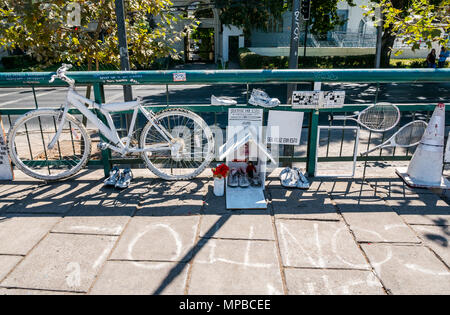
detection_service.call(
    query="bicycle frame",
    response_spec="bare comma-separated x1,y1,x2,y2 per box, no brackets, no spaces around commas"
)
49,88,175,156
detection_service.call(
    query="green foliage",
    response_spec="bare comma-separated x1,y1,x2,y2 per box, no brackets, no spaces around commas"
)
363,0,449,53
191,28,214,60
214,0,288,38
239,50,376,69
308,0,355,37
390,58,448,68
0,0,196,70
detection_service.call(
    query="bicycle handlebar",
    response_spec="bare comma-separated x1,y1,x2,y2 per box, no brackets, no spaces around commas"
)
49,64,75,87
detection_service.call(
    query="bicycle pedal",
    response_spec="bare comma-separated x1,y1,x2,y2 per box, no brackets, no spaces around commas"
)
97,142,110,150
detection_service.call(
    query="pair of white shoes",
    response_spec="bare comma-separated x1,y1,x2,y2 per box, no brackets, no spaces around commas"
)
104,167,134,189
280,167,309,189
248,89,280,108
227,168,250,188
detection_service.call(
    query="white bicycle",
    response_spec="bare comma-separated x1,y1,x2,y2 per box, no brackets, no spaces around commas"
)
7,64,215,181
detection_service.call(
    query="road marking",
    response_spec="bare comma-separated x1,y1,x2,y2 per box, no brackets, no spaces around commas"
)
0,89,26,99
0,89,58,107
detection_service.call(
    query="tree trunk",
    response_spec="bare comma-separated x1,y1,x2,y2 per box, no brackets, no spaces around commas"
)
380,26,396,68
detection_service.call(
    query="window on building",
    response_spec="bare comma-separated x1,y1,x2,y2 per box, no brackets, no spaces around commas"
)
334,9,349,32
266,15,283,33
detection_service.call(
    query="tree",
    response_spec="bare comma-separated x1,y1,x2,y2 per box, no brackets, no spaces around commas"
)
0,0,196,70
363,0,448,67
214,0,353,44
214,0,288,45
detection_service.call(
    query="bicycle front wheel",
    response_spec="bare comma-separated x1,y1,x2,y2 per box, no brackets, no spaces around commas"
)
140,108,214,180
7,109,91,181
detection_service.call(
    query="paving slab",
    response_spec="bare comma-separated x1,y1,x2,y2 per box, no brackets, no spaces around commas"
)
331,187,390,213
386,194,450,226
199,213,275,240
90,261,188,295
25,181,95,201
340,210,419,243
269,189,339,221
137,196,204,216
202,188,229,215
0,288,83,295
110,216,200,262
4,181,95,214
1,233,117,292
362,243,450,295
0,183,37,212
188,238,284,295
265,176,327,193
0,255,22,281
411,225,450,267
0,182,37,199
6,181,90,214
275,219,369,269
322,180,376,197
52,198,136,236
0,214,60,255
6,198,76,215
77,177,149,201
284,268,385,295
137,180,207,216
366,178,436,197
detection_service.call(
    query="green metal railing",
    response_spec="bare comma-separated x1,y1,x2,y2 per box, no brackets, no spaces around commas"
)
0,68,449,177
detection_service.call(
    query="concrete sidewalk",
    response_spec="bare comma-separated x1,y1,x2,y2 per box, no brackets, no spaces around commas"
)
0,166,449,295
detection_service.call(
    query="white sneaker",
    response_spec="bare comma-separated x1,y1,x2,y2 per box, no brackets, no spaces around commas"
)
248,89,280,108
211,95,237,106
294,167,310,189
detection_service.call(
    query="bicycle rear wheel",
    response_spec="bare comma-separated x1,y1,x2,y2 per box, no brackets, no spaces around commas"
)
140,108,214,180
7,109,91,181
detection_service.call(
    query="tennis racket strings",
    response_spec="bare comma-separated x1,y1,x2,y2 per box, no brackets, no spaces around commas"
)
358,103,400,132
360,120,427,156
331,103,401,132
393,120,427,146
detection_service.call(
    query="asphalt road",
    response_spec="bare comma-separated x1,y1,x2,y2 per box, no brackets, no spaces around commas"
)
0,82,449,110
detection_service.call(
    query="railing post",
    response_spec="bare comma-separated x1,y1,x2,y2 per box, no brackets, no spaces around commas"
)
306,108,319,176
93,83,112,177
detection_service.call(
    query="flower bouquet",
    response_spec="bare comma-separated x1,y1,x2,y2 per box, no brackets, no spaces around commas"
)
211,163,229,196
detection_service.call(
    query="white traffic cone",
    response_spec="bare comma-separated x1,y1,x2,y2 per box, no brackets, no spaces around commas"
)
396,103,450,189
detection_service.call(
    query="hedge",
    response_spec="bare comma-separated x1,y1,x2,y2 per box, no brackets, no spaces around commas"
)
1,55,36,70
239,49,376,69
238,49,446,69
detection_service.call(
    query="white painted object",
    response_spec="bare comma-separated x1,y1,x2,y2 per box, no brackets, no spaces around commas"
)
396,103,450,189
220,108,272,210
0,118,13,180
213,177,225,196
211,95,237,106
266,110,304,146
315,126,360,178
445,131,450,163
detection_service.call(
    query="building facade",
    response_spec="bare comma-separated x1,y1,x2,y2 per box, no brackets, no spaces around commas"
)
163,0,437,64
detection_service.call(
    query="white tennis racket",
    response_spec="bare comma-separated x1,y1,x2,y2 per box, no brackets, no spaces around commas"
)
360,120,428,156
329,102,401,132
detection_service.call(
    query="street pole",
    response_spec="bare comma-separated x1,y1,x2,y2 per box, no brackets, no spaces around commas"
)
115,0,133,102
375,7,383,69
303,18,309,61
375,7,383,104
287,0,301,104
284,0,301,167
